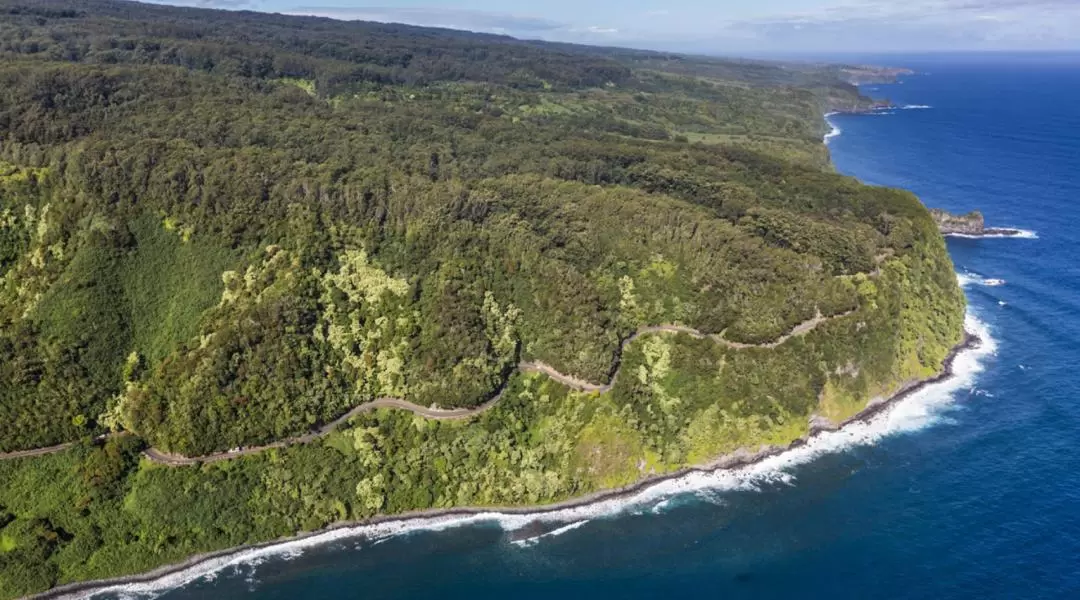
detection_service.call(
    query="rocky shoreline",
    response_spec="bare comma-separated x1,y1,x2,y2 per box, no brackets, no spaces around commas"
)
33,331,980,600
931,208,1025,237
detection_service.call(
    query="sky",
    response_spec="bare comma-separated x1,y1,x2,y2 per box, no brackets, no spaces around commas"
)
149,0,1080,54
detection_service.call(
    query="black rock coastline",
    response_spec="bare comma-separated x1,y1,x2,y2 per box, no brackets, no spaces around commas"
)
31,332,981,600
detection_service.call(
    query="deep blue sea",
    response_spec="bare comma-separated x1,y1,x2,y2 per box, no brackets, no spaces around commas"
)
103,55,1080,600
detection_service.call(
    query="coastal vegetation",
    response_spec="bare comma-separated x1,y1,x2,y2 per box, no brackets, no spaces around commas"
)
0,1,964,597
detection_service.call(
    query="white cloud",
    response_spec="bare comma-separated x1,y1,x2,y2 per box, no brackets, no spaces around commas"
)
716,0,1080,51
280,1,1079,52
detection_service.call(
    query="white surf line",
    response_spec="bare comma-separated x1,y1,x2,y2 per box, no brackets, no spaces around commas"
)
823,112,842,145
66,314,996,600
946,229,1038,240
511,520,591,547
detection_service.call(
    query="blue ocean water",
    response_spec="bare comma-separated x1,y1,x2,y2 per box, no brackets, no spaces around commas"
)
115,55,1080,599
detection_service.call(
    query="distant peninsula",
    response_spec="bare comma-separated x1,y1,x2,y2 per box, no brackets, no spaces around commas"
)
841,65,916,85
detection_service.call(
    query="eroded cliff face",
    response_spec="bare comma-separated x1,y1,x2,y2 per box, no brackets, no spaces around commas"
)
931,209,986,235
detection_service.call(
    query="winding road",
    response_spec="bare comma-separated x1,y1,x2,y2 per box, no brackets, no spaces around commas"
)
141,397,506,466
2,307,856,466
0,441,78,460
0,433,128,461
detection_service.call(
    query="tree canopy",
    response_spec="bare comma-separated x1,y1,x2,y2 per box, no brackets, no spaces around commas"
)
0,2,965,597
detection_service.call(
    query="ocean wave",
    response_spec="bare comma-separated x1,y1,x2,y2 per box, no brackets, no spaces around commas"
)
901,104,933,110
957,271,982,287
958,271,1007,288
68,312,996,600
946,228,1038,239
511,520,591,547
824,116,842,144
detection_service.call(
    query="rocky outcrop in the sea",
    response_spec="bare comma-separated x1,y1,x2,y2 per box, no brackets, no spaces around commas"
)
930,209,1023,237
931,209,985,235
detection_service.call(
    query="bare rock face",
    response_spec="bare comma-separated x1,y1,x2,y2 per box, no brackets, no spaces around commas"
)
930,208,985,235
930,208,1023,237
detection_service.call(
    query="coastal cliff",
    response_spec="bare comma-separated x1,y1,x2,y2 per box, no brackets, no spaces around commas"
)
0,2,965,598
841,65,916,85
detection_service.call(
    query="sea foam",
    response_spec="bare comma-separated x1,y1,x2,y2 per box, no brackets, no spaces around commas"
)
68,308,996,600
511,520,591,547
958,272,1008,288
946,228,1038,239
824,113,842,144
956,271,982,288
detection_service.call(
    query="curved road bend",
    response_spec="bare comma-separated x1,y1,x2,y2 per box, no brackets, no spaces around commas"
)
4,307,855,465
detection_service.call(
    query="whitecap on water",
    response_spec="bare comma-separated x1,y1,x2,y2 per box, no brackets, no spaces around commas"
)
959,272,1010,288
511,520,591,547
958,271,1001,287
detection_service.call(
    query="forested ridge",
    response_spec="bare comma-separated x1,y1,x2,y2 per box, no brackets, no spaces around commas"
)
0,1,964,596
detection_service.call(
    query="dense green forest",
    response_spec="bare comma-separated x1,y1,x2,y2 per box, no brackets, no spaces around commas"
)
0,1,965,597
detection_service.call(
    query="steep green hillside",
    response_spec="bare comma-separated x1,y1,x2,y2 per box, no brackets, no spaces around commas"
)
0,1,964,597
